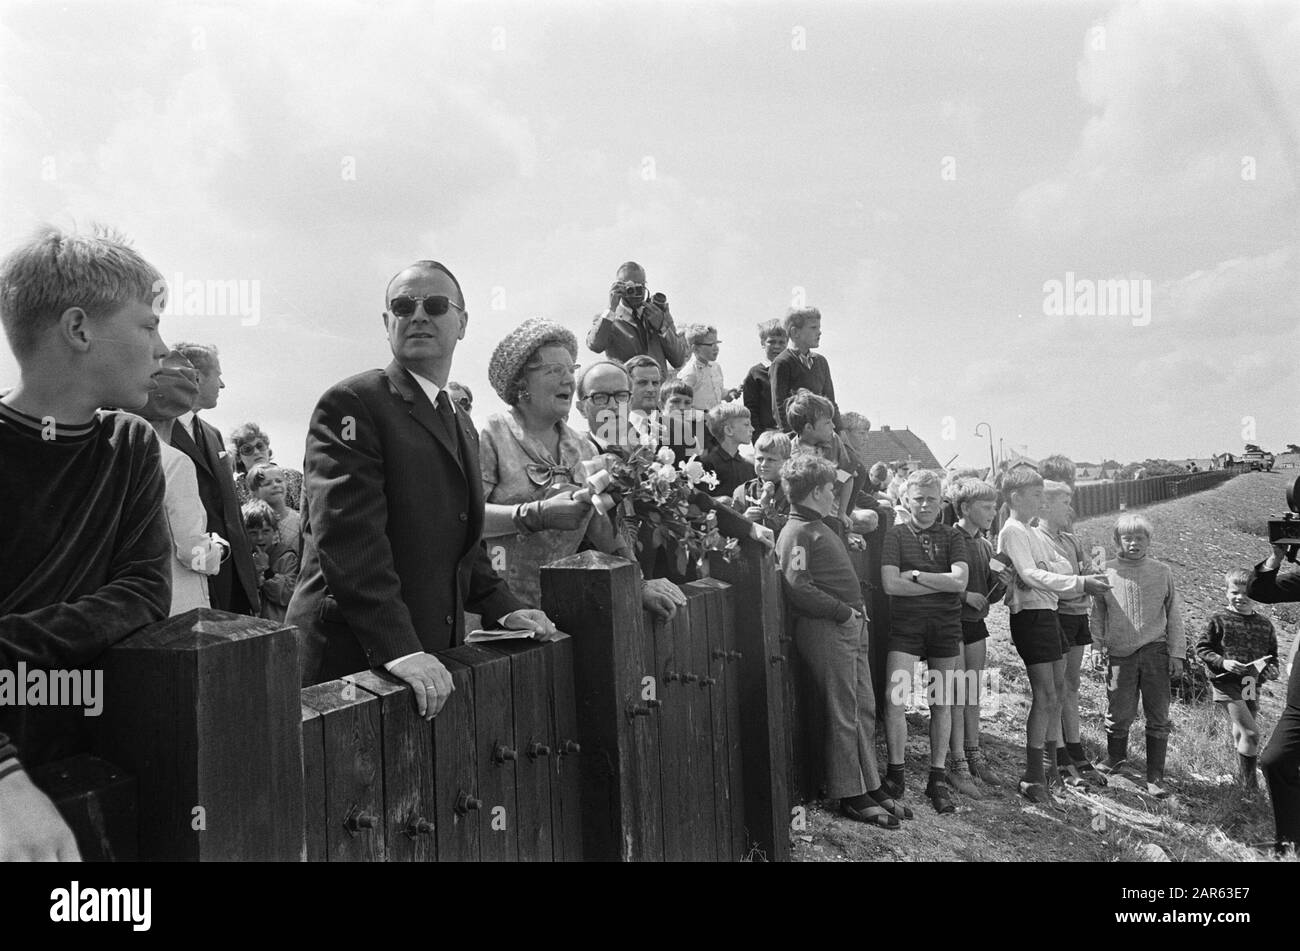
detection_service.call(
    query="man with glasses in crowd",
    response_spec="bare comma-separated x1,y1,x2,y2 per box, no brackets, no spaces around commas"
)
585,261,688,377
286,260,555,715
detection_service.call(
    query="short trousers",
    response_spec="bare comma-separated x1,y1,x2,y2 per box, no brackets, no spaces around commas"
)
889,612,962,660
1057,612,1091,652
961,619,989,646
1212,677,1265,707
1009,608,1063,666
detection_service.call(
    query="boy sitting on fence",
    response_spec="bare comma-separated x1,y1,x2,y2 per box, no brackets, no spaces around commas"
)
880,469,970,813
997,467,1110,804
734,429,792,534
776,452,909,827
700,402,754,500
949,478,1008,790
1090,514,1185,795
1195,568,1280,790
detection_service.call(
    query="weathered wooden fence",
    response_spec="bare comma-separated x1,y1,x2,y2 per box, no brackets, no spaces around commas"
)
1072,467,1243,519
35,542,800,862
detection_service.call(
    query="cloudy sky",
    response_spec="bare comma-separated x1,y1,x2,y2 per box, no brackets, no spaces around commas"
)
2,0,1296,469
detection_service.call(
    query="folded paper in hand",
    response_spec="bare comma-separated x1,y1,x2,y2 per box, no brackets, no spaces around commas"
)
465,628,569,645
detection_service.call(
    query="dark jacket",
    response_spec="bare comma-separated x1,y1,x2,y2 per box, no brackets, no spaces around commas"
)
287,361,523,684
170,414,259,614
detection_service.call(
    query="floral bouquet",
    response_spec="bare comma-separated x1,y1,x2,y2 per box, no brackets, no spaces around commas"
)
576,445,739,578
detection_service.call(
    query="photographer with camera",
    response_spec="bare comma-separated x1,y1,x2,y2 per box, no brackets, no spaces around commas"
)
1247,531,1300,854
586,261,688,377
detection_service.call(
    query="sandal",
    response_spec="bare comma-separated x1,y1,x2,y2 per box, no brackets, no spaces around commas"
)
870,793,915,821
840,800,901,829
1018,779,1050,803
1075,760,1108,787
1058,764,1087,789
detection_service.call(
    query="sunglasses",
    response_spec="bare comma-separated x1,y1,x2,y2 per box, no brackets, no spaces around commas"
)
238,441,269,456
587,390,631,407
388,295,465,319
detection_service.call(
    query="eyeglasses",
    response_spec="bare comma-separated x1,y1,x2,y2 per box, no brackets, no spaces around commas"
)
238,441,268,456
586,390,631,407
525,362,580,379
388,295,465,319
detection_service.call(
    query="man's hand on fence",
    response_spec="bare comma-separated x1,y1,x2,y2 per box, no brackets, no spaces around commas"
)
0,768,82,862
389,653,455,720
643,578,687,620
501,608,559,641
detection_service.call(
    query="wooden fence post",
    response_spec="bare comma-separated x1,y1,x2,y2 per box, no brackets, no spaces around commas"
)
540,551,664,861
708,543,792,862
91,608,302,861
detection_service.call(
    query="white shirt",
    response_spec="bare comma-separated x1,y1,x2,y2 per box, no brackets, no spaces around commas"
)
158,440,224,615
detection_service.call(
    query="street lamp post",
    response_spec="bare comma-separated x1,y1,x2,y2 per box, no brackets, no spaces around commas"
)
974,422,995,478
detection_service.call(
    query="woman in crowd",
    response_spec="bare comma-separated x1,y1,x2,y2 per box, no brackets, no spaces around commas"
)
230,422,303,510
479,317,625,609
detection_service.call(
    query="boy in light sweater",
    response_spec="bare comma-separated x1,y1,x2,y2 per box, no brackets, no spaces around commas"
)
1090,513,1185,795
997,467,1110,804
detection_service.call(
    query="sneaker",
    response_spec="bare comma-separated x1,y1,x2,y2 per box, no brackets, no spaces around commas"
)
927,781,956,814
947,761,983,799
967,748,1001,786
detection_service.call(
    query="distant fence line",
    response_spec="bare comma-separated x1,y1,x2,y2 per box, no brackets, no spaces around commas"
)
1072,465,1247,520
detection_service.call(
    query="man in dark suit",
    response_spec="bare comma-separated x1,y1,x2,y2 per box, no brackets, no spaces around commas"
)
287,260,555,716
171,342,258,615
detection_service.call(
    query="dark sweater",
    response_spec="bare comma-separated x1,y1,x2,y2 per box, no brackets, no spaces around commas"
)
741,363,777,434
1246,560,1300,710
770,348,839,432
1196,610,1278,688
776,505,863,622
1,401,171,763
701,444,754,501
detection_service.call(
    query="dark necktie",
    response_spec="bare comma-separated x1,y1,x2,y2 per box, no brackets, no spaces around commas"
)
436,390,461,463
190,416,207,455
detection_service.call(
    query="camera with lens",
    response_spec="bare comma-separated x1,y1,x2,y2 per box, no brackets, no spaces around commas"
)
1267,475,1300,561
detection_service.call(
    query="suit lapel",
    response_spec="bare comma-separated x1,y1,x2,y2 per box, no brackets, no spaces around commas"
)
171,421,214,477
384,362,464,473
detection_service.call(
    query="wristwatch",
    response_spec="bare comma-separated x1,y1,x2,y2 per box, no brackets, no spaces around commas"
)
910,570,921,584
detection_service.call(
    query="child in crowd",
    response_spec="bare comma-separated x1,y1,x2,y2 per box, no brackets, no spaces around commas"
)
1037,480,1107,788
1090,514,1184,795
997,467,1110,803
700,402,754,500
880,469,970,813
1196,568,1280,790
734,430,792,534
248,462,302,558
776,452,909,828
949,478,1008,790
741,318,787,437
786,391,856,538
770,306,838,433
242,499,299,623
678,324,725,412
659,379,705,462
